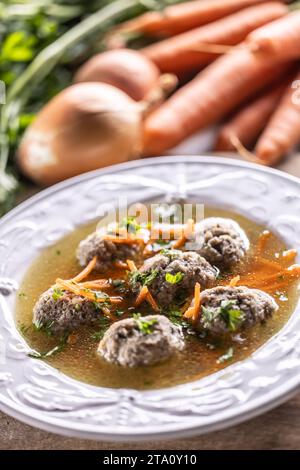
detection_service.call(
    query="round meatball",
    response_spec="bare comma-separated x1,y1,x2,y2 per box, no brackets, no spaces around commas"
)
33,288,103,335
98,315,184,367
192,217,249,269
77,230,141,271
131,250,217,308
198,286,278,335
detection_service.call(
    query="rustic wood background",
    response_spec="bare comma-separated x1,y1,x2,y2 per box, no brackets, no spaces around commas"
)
1,154,300,450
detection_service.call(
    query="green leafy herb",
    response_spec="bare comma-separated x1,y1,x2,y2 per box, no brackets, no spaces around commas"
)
33,318,54,337
133,313,157,335
160,249,182,258
52,287,64,301
55,249,61,256
220,300,244,331
18,292,27,299
129,269,159,287
115,309,125,317
217,347,234,364
120,216,141,234
19,323,30,335
28,334,69,359
110,279,127,293
202,300,244,332
90,317,111,342
165,272,184,284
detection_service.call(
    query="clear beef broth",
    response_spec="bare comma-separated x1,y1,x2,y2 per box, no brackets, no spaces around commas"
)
16,206,299,390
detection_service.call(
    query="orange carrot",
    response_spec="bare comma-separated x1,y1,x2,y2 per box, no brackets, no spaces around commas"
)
215,82,285,152
229,276,240,287
112,0,274,39
255,71,300,165
247,10,300,60
143,49,289,156
71,256,97,282
135,285,149,306
143,2,287,75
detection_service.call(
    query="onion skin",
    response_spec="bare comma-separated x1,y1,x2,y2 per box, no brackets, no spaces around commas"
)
74,49,160,101
18,82,142,186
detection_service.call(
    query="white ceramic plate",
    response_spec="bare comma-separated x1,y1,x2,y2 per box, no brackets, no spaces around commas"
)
1,156,300,441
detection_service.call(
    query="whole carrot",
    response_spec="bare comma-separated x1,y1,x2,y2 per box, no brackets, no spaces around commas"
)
143,49,290,156
246,10,300,60
112,0,272,39
143,2,288,74
215,82,286,152
255,72,300,165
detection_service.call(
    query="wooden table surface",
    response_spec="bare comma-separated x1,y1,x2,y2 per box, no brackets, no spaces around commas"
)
1,154,300,450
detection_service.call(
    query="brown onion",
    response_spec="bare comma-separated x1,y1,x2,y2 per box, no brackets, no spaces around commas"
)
74,49,160,101
18,82,142,186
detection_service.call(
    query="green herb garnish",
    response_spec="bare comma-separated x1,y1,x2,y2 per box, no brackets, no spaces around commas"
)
120,216,141,234
90,317,110,342
202,300,244,332
115,309,125,317
18,292,27,299
217,347,234,364
129,269,159,287
133,313,157,335
165,272,184,284
110,279,127,293
160,249,182,258
28,334,69,359
52,287,64,301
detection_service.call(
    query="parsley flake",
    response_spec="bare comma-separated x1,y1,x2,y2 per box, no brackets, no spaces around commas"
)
165,272,184,284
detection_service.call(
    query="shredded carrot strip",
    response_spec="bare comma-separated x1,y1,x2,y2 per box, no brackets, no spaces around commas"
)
113,260,128,269
183,307,195,319
146,289,160,312
103,235,142,244
246,265,300,287
55,278,122,304
135,286,148,306
229,275,240,287
78,280,110,289
71,256,97,283
173,218,195,249
183,282,201,321
256,231,271,254
192,283,201,322
134,285,159,311
255,258,283,272
127,259,137,271
281,249,297,265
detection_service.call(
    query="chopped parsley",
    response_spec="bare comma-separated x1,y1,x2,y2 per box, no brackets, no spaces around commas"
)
133,313,157,335
33,319,54,337
120,216,141,234
90,317,110,342
52,287,64,301
18,292,27,299
19,323,30,335
217,347,234,364
160,249,182,258
28,334,69,359
202,300,244,332
129,269,159,287
165,272,184,284
110,279,127,293
115,309,125,317
92,291,111,311
55,249,61,256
